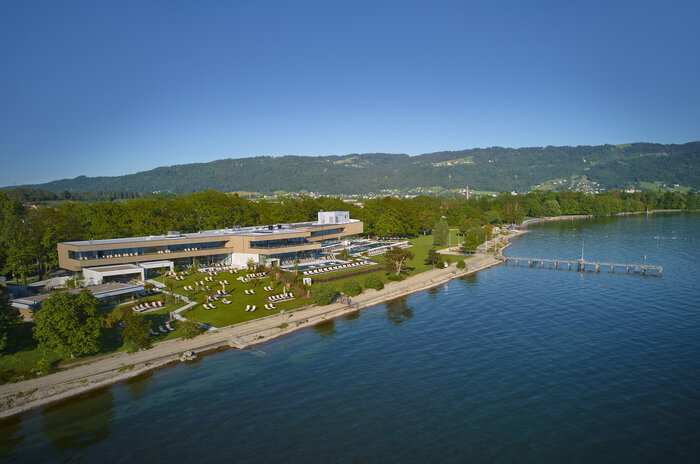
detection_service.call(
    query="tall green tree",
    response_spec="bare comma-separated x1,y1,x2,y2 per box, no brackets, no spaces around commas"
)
433,219,449,246
33,290,104,358
0,286,20,352
384,247,414,276
461,227,487,252
425,248,442,267
121,310,151,352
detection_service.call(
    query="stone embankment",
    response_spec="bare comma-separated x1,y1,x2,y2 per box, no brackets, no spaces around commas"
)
0,231,524,418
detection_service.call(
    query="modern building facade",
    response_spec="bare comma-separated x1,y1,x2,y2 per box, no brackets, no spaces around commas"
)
57,211,363,284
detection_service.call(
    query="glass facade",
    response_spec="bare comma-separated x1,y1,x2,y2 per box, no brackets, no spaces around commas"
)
248,237,311,249
310,227,344,238
68,241,228,261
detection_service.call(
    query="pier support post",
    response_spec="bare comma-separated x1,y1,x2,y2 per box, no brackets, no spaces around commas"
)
611,264,614,273
626,265,630,273
568,262,571,270
595,264,599,273
541,261,545,268
555,261,558,269
642,267,646,276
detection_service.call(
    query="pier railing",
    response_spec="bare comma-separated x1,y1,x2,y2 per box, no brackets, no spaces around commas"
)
502,256,662,276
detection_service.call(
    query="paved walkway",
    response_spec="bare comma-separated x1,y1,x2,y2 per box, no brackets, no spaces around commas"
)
0,234,520,417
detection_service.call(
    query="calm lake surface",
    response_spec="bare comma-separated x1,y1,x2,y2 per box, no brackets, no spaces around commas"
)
2,213,698,463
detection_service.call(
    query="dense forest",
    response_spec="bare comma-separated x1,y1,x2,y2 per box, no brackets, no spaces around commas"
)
5,142,699,194
0,189,695,283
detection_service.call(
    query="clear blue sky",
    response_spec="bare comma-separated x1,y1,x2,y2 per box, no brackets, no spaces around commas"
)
1,0,698,186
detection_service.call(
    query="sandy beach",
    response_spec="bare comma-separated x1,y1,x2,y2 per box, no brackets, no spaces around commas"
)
0,230,525,418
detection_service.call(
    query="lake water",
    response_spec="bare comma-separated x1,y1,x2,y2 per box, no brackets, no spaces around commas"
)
2,212,698,463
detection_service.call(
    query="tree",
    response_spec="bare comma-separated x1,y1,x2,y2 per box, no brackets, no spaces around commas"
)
458,217,473,236
417,209,436,235
33,290,104,358
384,247,414,276
364,274,384,291
121,310,151,352
180,320,205,339
542,199,562,217
342,280,362,297
338,248,350,261
0,286,20,352
461,226,487,252
311,283,337,305
425,248,441,267
433,219,449,246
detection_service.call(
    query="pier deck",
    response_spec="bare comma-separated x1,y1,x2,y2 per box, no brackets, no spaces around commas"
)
503,256,662,276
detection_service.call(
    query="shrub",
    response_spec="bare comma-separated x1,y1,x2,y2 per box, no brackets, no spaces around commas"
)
342,280,362,297
364,274,384,291
311,283,338,305
36,357,52,375
105,311,121,328
123,339,141,353
180,320,205,339
456,259,466,269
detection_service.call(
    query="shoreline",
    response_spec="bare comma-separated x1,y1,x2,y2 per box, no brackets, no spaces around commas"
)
1,211,692,417
0,232,524,418
521,209,686,227
0,228,527,418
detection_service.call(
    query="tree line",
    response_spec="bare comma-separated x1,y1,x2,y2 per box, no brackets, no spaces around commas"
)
0,189,696,283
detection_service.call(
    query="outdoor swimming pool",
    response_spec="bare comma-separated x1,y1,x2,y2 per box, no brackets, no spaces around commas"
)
281,260,347,271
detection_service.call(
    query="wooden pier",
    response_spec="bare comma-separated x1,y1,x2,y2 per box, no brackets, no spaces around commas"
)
503,256,662,276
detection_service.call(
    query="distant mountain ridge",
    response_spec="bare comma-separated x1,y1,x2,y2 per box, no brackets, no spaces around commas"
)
7,142,700,194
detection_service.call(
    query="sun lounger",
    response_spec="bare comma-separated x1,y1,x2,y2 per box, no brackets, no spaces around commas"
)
149,328,159,336
250,305,257,311
159,326,168,333
245,304,251,311
166,322,175,331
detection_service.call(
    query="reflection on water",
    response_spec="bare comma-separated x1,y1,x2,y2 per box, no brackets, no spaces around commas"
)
313,320,337,338
459,273,478,287
427,286,440,299
343,310,361,323
41,389,114,451
126,370,154,401
0,416,23,459
385,297,414,324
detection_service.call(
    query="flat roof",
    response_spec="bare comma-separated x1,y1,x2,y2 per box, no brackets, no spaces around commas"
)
61,218,360,247
11,283,143,306
87,264,143,273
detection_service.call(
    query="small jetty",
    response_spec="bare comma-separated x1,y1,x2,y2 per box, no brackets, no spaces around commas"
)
503,256,662,276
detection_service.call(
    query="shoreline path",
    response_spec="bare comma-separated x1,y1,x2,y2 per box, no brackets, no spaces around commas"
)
0,231,524,418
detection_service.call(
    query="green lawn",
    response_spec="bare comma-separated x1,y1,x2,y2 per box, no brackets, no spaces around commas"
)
320,233,465,293
164,268,312,328
0,237,471,383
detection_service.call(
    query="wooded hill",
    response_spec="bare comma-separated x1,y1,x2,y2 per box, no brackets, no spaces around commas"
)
8,142,700,194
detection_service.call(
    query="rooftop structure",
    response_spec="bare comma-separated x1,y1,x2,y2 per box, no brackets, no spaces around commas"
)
57,212,363,284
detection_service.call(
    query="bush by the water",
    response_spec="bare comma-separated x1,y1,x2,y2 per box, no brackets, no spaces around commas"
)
180,320,205,339
342,280,362,297
364,274,384,290
311,283,338,305
456,259,466,269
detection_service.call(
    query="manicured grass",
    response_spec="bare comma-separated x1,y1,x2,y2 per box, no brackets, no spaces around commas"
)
321,234,461,293
164,268,312,328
